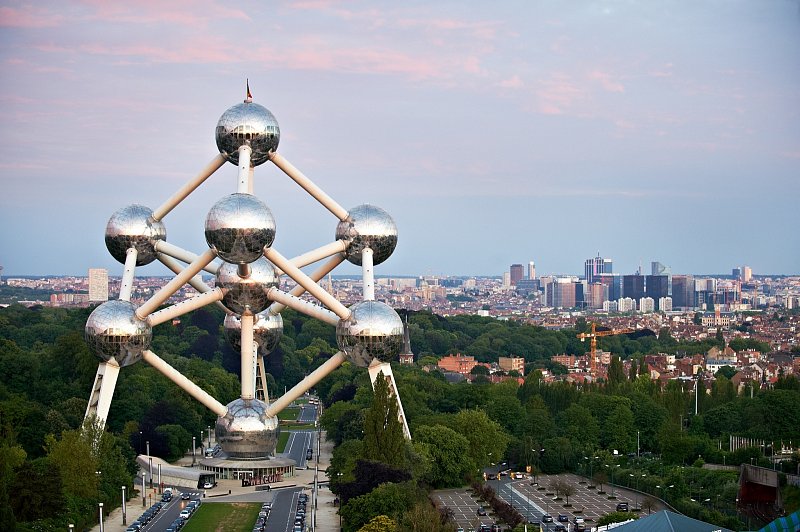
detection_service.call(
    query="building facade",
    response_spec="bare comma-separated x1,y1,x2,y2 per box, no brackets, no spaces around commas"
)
88,268,109,302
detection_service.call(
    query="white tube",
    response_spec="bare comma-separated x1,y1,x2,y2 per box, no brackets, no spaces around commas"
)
362,247,375,301
237,146,252,194
154,241,220,275
136,248,216,319
143,350,227,417
269,152,349,221
156,253,229,314
240,313,255,400
267,288,340,326
277,240,348,274
146,288,225,327
265,352,347,417
152,154,226,221
268,253,345,316
119,248,138,301
264,248,350,320
248,167,254,195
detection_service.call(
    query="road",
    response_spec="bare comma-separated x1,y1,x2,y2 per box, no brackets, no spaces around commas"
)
297,404,317,424
285,430,315,469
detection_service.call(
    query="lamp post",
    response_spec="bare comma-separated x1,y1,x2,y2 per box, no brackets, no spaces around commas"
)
192,436,196,466
121,485,127,525
69,524,74,531
146,440,153,488
98,502,104,532
141,471,146,507
207,425,211,448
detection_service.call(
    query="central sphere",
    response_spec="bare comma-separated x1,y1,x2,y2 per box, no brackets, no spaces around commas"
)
105,205,166,266
215,398,279,459
335,204,397,266
85,300,152,367
216,257,278,314
336,300,403,367
205,193,276,264
216,101,280,166
223,311,284,355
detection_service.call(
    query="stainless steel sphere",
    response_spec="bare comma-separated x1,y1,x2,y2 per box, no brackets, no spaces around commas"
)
336,204,397,266
215,101,280,166
205,193,276,264
215,398,279,459
105,205,166,266
223,311,283,355
216,257,278,314
85,300,152,367
336,300,403,367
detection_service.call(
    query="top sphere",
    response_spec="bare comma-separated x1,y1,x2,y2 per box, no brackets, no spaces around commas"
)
216,101,280,166
335,204,398,266
105,205,166,266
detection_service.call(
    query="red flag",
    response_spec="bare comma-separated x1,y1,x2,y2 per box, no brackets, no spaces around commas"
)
246,79,252,100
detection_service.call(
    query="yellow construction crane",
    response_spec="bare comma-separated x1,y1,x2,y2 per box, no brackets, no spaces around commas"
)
577,322,636,373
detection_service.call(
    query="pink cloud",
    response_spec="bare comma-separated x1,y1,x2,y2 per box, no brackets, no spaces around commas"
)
79,0,250,28
535,73,585,115
588,70,624,93
0,6,63,28
498,75,524,89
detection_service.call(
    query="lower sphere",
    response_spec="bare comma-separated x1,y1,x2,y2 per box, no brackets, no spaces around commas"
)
215,398,279,459
84,300,152,367
336,300,403,367
217,257,278,314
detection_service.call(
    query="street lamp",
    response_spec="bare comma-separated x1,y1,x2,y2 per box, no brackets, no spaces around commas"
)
207,425,212,448
141,471,146,507
98,502,104,532
121,485,127,525
192,436,196,466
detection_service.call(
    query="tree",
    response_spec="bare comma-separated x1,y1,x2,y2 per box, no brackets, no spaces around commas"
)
363,372,406,468
597,511,637,526
629,359,637,381
607,356,626,387
340,481,419,532
358,515,397,532
641,495,657,514
449,409,510,475
0,433,26,530
714,366,737,380
470,364,489,375
413,425,472,488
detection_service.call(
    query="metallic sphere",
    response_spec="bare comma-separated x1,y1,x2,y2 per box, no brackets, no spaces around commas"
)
205,193,276,264
336,300,403,367
216,101,280,166
105,205,166,266
216,257,278,315
335,204,397,266
215,398,279,459
85,300,152,367
223,311,283,355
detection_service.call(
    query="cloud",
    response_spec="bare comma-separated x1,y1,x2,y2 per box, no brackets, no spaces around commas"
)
535,73,585,115
588,70,624,93
80,0,250,28
498,75,524,89
0,6,63,28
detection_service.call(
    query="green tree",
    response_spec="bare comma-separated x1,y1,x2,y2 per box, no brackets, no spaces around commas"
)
340,481,419,532
603,405,635,453
358,515,397,532
0,433,26,530
607,356,626,387
597,511,637,526
450,409,509,475
155,424,191,461
363,372,406,468
413,425,472,488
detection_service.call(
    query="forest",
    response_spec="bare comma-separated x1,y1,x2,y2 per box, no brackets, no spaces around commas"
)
0,303,798,530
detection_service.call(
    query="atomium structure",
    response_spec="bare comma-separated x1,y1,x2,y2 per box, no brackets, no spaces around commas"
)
83,85,410,462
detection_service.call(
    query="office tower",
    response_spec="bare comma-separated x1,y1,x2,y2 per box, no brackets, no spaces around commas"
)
671,275,695,309
651,261,672,296
528,261,536,280
88,268,109,302
584,252,613,284
623,274,645,301
586,282,608,309
595,273,622,301
547,278,579,308
645,275,669,309
502,272,511,287
732,267,742,280
742,266,752,282
510,264,524,286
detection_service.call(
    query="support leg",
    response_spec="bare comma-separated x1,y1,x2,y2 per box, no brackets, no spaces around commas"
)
84,361,121,428
142,350,227,417
368,361,411,440
119,248,138,301
362,247,374,301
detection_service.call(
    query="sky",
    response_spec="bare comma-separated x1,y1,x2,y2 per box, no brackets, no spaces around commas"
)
0,0,798,279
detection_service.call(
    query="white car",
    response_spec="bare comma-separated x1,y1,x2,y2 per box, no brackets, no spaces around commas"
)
203,481,214,489
179,509,191,520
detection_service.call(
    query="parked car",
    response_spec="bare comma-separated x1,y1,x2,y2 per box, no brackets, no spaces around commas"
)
542,514,553,522
616,502,629,511
558,514,568,522
477,506,487,516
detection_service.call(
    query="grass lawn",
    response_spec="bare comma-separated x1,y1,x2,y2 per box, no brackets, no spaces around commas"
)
277,430,290,453
181,502,261,532
277,407,300,421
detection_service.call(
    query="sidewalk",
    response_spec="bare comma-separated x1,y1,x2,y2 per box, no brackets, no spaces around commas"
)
90,431,340,531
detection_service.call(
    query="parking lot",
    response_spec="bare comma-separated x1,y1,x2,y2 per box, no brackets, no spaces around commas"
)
434,473,667,531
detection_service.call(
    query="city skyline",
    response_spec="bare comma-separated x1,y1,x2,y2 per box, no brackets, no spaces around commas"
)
1,1,799,277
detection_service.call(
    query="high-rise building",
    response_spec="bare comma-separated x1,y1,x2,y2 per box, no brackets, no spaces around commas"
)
732,267,742,280
88,268,109,302
595,273,622,301
547,277,579,308
639,297,655,313
671,275,695,309
623,274,645,301
659,297,673,312
742,266,752,282
618,297,637,312
586,282,608,309
510,264,525,286
584,253,613,284
645,275,669,309
528,261,536,280
651,261,672,296
502,272,511,287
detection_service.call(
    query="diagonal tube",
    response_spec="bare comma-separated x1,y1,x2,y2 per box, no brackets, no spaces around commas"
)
274,240,348,275
154,241,220,275
264,247,350,320
152,154,226,221
267,288,339,326
268,152,349,221
136,248,216,319
269,253,345,315
142,350,227,417
265,352,347,417
156,253,229,314
146,288,225,327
